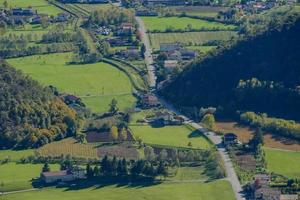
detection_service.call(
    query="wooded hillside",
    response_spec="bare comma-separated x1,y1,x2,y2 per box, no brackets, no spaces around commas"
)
0,61,81,149
161,11,300,120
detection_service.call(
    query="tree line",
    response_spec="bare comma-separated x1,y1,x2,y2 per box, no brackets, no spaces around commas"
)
240,112,300,141
0,62,83,149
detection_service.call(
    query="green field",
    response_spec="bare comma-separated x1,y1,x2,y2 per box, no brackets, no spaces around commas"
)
2,180,235,200
141,17,237,32
0,163,59,192
149,31,236,49
168,166,207,181
0,149,35,162
265,148,300,178
78,3,115,13
187,45,216,54
0,0,63,15
130,125,212,149
7,53,136,113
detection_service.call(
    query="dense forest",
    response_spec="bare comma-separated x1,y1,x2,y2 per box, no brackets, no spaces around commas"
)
161,11,300,121
0,61,82,149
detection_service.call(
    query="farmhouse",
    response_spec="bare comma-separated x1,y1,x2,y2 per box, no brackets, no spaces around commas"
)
55,13,70,22
147,110,184,126
223,133,237,145
118,23,134,36
160,43,182,53
140,93,161,108
164,60,178,72
40,168,85,184
12,8,35,16
180,49,198,60
119,49,141,60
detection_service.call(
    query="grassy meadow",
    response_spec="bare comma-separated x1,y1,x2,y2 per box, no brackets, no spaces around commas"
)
7,53,136,113
0,0,63,15
0,149,34,162
0,163,59,192
265,148,300,178
149,31,236,49
2,180,235,200
141,16,237,32
130,125,212,149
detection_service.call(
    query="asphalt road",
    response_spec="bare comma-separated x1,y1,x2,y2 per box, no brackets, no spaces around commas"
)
135,17,157,89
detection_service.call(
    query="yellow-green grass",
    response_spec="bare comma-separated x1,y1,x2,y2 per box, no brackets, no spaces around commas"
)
130,125,212,149
0,149,35,162
2,180,235,200
0,163,59,192
77,3,115,13
186,45,216,54
37,138,98,159
0,0,63,15
7,53,136,113
3,23,75,41
265,148,300,178
149,31,236,49
167,166,207,181
141,16,237,32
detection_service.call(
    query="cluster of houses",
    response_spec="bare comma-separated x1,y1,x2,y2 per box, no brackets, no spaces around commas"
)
40,167,86,184
137,93,161,108
157,43,198,73
146,110,184,126
250,174,299,200
94,26,111,35
0,7,70,25
234,0,297,13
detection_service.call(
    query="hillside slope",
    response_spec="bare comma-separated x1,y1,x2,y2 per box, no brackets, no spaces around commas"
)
0,61,81,149
161,12,300,120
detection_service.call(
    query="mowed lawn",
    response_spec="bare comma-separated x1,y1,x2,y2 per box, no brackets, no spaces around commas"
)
141,16,236,31
149,31,236,49
7,53,136,113
0,0,63,15
0,163,59,192
2,180,235,200
265,148,300,178
130,125,212,149
0,149,34,162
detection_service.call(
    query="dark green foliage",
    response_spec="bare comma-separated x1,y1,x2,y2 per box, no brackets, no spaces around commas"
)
162,12,300,120
0,62,81,149
240,112,300,141
42,162,50,172
87,7,134,27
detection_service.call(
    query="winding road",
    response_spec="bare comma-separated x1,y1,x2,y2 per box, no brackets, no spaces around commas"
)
135,16,245,200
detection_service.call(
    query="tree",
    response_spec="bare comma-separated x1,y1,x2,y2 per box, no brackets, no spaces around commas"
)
3,1,8,8
109,126,119,141
158,149,168,161
111,156,118,176
109,98,118,114
201,114,215,130
157,161,167,178
86,163,94,178
101,155,112,175
93,166,100,177
140,43,146,58
249,128,264,151
42,162,50,172
144,146,156,161
120,127,127,141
